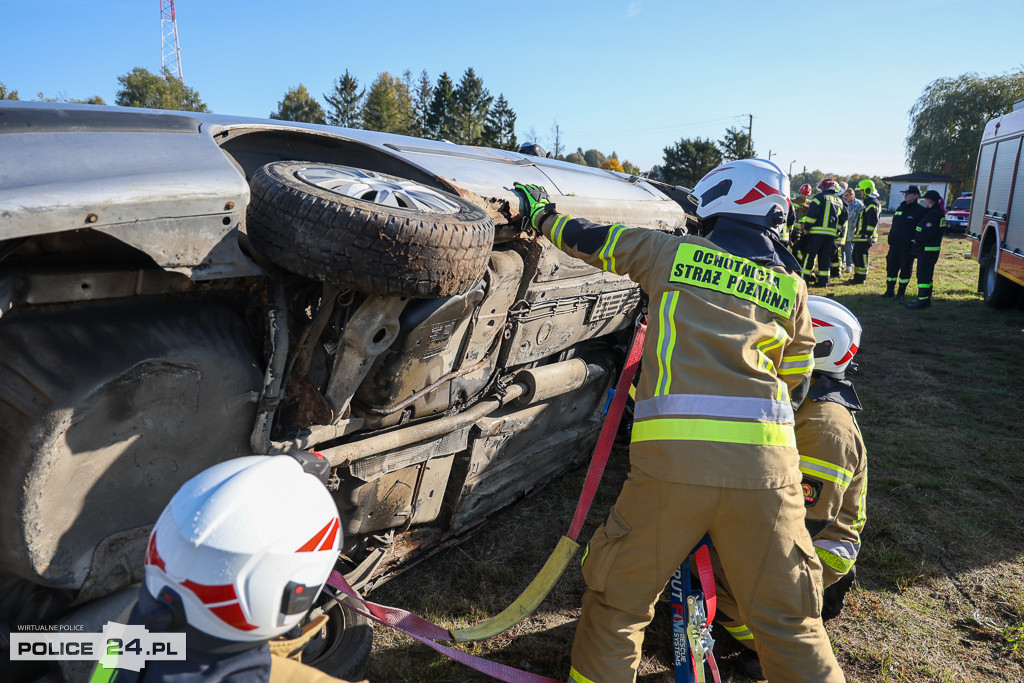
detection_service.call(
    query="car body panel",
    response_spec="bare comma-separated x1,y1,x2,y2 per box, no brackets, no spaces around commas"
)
0,102,687,282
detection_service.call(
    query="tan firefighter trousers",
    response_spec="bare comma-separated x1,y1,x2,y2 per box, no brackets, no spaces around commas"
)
569,466,845,683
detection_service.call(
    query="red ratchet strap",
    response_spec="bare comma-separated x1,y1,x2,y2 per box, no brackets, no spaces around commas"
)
692,543,721,683
326,570,560,683
567,318,647,540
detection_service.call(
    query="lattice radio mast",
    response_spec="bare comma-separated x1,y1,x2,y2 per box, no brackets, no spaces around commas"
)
160,0,184,83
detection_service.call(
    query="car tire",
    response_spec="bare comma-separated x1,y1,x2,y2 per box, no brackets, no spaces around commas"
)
0,300,263,591
247,161,494,298
982,254,1020,308
302,598,373,680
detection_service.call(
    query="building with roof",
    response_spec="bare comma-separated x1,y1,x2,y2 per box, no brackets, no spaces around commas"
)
881,172,962,211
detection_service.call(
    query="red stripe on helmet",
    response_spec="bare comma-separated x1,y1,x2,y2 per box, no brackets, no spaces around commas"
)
318,518,340,551
810,318,833,327
297,519,335,553
735,181,782,205
209,602,259,631
145,533,166,572
836,343,859,366
182,579,238,605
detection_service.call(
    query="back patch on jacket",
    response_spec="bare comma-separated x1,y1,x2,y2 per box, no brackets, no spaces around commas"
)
668,243,798,318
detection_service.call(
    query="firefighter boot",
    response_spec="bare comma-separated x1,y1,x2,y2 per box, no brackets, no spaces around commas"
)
894,281,908,303
738,650,765,680
813,276,829,288
906,297,931,310
850,275,866,285
881,280,895,297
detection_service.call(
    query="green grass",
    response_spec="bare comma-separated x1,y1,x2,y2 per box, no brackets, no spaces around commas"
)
363,224,1024,682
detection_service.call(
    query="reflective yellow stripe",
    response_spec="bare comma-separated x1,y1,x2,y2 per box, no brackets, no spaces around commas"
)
723,623,755,640
89,665,118,683
581,543,590,566
853,420,868,533
654,291,679,397
599,223,627,274
756,323,786,373
778,352,814,375
632,418,796,447
799,455,853,487
569,665,598,683
550,214,570,250
816,545,856,574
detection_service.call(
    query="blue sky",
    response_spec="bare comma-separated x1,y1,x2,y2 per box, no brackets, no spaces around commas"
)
2,0,1022,177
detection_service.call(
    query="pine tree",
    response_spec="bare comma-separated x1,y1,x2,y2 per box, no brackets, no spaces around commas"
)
483,94,517,150
270,84,326,124
362,72,414,135
453,67,492,145
426,72,457,141
718,126,755,161
324,70,364,128
411,70,433,138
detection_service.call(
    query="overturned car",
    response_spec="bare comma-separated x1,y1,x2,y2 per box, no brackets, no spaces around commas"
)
0,102,691,679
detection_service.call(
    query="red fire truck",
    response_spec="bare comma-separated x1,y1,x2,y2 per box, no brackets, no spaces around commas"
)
967,101,1024,307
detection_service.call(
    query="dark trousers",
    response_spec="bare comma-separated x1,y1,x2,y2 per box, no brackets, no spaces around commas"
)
852,242,871,275
802,234,835,282
914,251,940,300
885,244,914,286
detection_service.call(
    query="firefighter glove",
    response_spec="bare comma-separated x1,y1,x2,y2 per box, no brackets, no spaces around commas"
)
513,182,556,232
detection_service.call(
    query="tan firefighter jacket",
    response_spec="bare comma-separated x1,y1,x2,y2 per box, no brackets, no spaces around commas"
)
797,376,868,586
540,213,815,489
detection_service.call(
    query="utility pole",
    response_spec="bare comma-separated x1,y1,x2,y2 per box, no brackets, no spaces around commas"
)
160,0,184,84
748,113,754,157
767,149,774,161
789,160,796,177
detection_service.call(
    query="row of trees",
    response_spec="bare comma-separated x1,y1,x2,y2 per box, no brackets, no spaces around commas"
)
271,68,516,150
651,126,755,187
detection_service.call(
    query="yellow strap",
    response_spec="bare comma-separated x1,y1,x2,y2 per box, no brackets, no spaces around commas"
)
268,613,330,662
450,535,579,642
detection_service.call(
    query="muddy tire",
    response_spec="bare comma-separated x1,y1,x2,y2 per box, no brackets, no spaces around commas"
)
247,161,494,298
303,598,373,680
0,300,262,589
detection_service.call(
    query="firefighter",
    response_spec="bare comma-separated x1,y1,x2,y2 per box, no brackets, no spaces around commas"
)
883,185,926,301
90,454,365,683
514,159,845,683
800,177,848,287
710,296,867,680
789,183,814,262
849,180,880,284
793,183,814,222
907,189,947,309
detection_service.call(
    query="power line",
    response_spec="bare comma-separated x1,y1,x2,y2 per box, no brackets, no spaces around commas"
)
568,114,748,138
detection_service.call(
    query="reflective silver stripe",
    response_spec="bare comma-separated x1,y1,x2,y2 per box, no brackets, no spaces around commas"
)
635,394,794,423
800,456,853,487
814,538,860,561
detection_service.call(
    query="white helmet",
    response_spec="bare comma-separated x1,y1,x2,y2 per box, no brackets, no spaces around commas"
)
807,295,862,374
144,454,341,643
691,158,791,228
